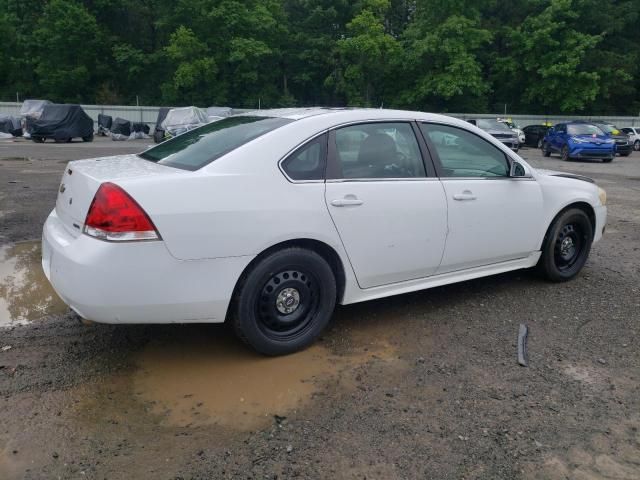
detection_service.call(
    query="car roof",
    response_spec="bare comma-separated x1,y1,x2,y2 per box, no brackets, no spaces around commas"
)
237,107,466,124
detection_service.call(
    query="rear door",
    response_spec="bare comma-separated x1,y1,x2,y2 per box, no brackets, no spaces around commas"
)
324,122,448,289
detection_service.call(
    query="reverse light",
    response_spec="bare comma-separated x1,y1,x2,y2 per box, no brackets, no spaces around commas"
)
83,182,160,241
598,187,607,206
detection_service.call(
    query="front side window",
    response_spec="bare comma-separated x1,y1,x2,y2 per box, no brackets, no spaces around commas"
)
420,123,510,178
281,134,327,181
331,123,426,179
139,116,293,171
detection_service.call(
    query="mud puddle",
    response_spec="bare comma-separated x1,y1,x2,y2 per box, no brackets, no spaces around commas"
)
132,327,398,431
0,241,68,327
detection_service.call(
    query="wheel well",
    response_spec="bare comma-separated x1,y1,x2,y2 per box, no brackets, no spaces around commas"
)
231,239,347,307
541,202,596,249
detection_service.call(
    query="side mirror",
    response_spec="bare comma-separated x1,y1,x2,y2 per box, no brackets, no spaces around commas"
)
510,161,531,178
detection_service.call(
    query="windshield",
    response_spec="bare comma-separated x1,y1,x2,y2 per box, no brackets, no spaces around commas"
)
139,116,294,170
567,124,605,136
476,119,511,132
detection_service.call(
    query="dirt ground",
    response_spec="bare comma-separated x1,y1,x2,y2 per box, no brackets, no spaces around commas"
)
0,136,639,480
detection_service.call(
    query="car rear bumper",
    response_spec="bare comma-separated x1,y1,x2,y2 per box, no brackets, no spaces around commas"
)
42,209,253,324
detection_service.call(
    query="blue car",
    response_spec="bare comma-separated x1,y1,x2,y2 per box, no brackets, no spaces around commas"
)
542,122,615,163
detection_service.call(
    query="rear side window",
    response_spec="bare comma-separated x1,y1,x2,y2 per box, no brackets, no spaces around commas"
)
281,134,327,181
139,116,293,171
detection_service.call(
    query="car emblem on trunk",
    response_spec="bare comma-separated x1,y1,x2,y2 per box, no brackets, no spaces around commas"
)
59,183,66,193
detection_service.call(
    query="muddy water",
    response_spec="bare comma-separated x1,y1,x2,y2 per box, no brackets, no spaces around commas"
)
133,328,397,431
0,241,68,327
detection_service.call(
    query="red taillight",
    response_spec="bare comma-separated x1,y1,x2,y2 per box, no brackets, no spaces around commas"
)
83,182,160,241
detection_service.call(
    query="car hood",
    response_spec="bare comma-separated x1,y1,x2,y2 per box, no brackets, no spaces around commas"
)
535,169,595,184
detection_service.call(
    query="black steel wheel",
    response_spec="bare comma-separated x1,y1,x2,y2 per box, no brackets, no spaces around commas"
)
537,208,593,282
232,247,337,355
561,145,570,161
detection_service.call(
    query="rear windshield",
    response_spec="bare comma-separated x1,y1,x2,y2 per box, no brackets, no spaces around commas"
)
139,116,293,171
567,124,605,136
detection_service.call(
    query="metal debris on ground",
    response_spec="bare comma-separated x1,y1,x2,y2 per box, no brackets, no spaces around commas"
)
517,324,529,367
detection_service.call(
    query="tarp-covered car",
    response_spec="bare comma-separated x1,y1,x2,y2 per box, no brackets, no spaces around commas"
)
30,104,94,143
161,106,209,138
20,99,51,138
153,107,171,143
0,115,22,136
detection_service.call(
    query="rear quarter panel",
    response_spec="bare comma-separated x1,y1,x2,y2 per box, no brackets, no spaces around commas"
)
118,120,344,261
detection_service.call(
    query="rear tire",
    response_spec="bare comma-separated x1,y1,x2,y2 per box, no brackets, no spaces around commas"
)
537,208,593,282
231,247,337,355
32,136,45,143
542,142,551,157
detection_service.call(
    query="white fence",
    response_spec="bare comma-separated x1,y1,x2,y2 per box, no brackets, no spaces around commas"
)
1,101,640,128
0,102,162,128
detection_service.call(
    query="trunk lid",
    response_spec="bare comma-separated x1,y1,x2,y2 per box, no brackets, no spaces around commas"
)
55,154,182,236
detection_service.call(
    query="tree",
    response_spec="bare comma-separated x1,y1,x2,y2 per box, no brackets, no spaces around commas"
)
396,12,492,111
330,0,400,106
32,0,102,102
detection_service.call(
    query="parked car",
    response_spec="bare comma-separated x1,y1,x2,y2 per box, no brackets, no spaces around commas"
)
497,118,525,145
467,118,519,151
542,122,615,162
30,104,94,143
161,106,209,138
42,108,607,355
590,121,633,157
153,107,171,143
523,124,551,148
19,99,51,138
619,127,640,152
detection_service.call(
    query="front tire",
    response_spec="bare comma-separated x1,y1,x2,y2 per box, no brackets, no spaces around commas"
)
634,140,640,151
561,145,571,161
537,208,593,282
231,248,337,355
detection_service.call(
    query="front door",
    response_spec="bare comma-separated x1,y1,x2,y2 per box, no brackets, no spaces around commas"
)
419,122,544,273
324,122,448,289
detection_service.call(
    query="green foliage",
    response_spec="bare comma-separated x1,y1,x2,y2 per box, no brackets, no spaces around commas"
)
0,0,638,113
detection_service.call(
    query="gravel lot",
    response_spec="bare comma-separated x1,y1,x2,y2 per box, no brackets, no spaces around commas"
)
1,136,639,479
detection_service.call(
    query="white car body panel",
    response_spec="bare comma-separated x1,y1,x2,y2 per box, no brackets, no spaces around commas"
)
42,108,607,325
325,179,448,288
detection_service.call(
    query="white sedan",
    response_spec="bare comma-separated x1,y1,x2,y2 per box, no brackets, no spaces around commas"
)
42,108,607,355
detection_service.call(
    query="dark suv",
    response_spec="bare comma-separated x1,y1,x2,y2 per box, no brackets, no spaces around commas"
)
591,121,633,157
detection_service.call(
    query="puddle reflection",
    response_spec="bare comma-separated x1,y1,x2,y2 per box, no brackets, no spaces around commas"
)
133,328,396,430
0,241,68,326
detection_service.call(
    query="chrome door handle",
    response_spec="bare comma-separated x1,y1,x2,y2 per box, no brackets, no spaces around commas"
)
331,197,363,207
453,191,477,201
